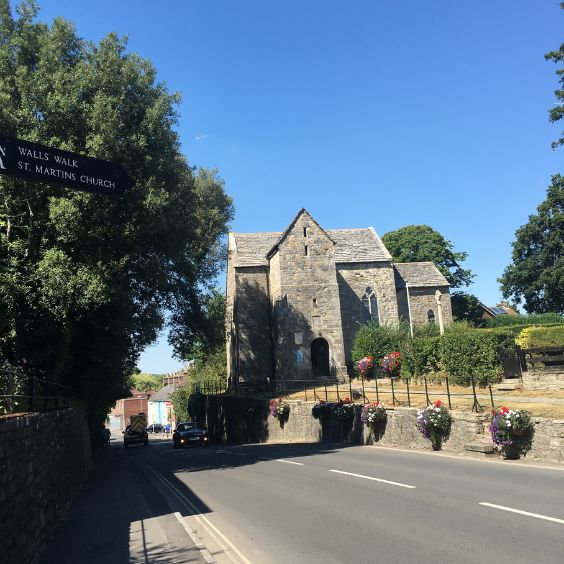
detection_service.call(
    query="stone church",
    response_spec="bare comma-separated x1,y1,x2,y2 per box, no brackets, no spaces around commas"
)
226,209,452,387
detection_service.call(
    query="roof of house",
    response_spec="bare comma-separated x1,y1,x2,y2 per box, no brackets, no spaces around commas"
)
230,212,392,267
148,384,176,402
393,262,449,288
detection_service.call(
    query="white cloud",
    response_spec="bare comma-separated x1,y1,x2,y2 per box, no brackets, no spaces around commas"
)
195,134,208,141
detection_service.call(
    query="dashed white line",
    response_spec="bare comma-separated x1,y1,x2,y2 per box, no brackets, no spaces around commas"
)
479,502,564,524
329,469,416,489
276,459,304,466
216,450,248,456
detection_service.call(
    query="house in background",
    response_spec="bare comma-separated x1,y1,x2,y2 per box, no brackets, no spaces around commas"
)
481,302,519,320
147,384,177,428
107,390,151,431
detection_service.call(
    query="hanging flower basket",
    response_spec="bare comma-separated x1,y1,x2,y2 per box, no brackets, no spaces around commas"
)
417,400,452,450
380,351,401,378
361,402,387,436
357,356,375,379
331,398,355,421
489,407,533,459
269,398,290,426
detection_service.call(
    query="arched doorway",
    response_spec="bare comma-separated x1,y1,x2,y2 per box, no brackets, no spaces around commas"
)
311,338,330,378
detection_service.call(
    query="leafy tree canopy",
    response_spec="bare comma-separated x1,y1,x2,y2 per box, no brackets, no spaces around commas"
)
0,1,234,430
382,225,474,288
169,287,226,364
499,175,564,313
130,373,163,392
450,292,484,326
545,2,564,149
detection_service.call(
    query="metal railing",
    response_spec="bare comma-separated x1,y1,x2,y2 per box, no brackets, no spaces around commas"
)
1,365,74,415
198,374,496,413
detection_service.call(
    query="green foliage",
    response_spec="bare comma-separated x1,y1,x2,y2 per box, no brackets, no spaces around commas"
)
400,335,441,378
169,288,226,364
382,225,474,288
499,175,564,313
545,3,564,149
169,385,190,423
485,312,564,328
439,324,514,386
516,325,564,348
451,292,485,326
130,372,163,392
351,322,406,365
0,3,233,432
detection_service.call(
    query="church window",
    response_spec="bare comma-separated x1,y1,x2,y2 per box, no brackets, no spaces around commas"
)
313,298,317,308
303,227,308,237
296,350,304,364
361,288,380,324
304,245,308,256
427,309,436,324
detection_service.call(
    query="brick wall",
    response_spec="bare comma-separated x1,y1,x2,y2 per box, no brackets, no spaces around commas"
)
0,409,92,564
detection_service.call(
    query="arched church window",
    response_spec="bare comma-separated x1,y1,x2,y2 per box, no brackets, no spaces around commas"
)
296,350,304,364
361,288,380,325
427,309,436,324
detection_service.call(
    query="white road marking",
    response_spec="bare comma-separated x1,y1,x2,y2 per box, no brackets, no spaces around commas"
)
276,459,304,466
329,469,416,489
174,512,216,563
133,458,253,564
217,450,248,456
479,502,564,524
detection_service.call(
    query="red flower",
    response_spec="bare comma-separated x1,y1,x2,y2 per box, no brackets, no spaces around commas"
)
434,400,442,407
500,406,509,414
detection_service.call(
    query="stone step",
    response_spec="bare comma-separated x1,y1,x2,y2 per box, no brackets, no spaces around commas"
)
464,442,495,457
495,381,523,391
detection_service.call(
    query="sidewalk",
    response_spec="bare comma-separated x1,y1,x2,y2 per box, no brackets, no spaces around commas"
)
40,439,206,564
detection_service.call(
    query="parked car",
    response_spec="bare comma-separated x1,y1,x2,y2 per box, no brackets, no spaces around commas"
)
147,423,164,434
172,422,209,448
123,425,148,448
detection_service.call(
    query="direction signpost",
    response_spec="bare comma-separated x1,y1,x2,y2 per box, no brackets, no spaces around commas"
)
0,134,133,195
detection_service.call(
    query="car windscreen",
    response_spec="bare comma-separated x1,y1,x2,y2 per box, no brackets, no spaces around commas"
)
176,423,196,432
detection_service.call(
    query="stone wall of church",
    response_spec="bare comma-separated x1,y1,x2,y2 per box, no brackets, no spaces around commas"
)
336,262,400,368
404,286,453,326
233,267,273,382
272,212,346,381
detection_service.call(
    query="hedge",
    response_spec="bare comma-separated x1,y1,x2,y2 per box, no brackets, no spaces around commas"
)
485,312,564,328
352,322,515,387
515,325,564,348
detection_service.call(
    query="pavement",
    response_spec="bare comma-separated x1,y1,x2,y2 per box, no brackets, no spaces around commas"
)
40,434,209,564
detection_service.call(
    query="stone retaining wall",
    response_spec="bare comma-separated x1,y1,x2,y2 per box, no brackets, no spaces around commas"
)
200,397,564,464
0,408,92,564
521,369,564,391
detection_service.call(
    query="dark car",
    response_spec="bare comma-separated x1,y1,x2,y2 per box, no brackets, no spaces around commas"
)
123,425,148,448
147,423,164,434
172,422,209,448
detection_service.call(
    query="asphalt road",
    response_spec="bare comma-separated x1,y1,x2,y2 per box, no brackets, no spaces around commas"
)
123,438,564,564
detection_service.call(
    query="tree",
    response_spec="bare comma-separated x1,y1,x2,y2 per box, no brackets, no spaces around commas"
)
130,372,163,392
382,225,474,288
450,292,485,326
499,175,564,313
545,2,564,149
0,2,233,433
169,287,226,364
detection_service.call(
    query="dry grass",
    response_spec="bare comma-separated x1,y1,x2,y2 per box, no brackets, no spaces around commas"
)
284,378,564,419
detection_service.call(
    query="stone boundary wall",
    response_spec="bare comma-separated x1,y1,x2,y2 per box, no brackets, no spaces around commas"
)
0,408,92,564
521,369,564,391
200,397,564,465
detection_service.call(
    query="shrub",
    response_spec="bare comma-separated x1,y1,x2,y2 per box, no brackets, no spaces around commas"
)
515,325,564,348
400,336,441,378
352,322,407,365
439,326,514,386
485,313,564,328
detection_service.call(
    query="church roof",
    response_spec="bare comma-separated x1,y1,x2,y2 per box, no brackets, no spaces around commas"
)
231,226,393,267
393,262,449,288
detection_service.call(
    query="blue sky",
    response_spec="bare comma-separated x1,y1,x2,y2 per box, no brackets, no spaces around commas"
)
35,1,562,373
